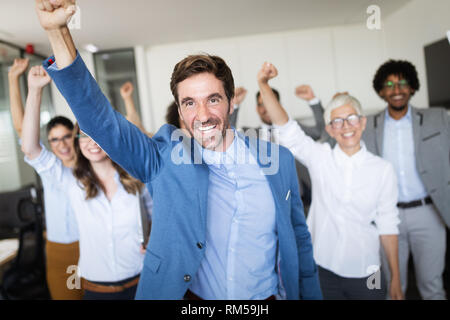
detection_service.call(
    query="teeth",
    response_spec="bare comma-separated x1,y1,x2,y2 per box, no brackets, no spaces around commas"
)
198,125,216,131
89,148,101,153
343,132,354,137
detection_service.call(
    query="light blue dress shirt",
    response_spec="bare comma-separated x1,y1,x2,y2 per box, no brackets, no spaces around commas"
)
24,143,79,244
382,106,428,202
189,131,279,299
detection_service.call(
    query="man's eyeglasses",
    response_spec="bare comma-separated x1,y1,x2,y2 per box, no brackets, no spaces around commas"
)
48,133,73,145
329,114,362,130
383,79,409,90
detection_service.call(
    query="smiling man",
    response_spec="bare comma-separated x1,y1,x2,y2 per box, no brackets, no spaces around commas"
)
33,0,321,300
363,60,450,300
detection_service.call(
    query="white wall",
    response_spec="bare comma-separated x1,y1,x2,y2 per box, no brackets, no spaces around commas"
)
383,0,450,109
142,0,450,131
51,49,95,122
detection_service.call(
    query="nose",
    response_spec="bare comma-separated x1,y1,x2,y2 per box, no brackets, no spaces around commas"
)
196,102,210,123
393,85,401,94
342,119,350,129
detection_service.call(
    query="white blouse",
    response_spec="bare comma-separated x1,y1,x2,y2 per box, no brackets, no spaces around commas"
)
275,119,400,278
25,146,152,282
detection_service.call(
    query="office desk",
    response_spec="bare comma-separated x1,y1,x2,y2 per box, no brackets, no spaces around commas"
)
0,238,19,267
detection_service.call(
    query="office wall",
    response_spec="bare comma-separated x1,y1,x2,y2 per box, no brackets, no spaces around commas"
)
383,0,450,109
142,0,450,131
46,0,450,131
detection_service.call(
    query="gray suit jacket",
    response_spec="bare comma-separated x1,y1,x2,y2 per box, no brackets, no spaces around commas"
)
362,106,450,227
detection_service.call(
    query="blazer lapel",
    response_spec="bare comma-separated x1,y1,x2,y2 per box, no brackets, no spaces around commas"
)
374,111,385,156
411,106,423,159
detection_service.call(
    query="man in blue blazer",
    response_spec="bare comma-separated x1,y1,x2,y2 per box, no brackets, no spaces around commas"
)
35,0,322,300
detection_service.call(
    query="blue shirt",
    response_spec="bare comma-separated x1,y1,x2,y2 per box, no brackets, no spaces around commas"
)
24,143,79,244
382,106,428,202
189,131,278,299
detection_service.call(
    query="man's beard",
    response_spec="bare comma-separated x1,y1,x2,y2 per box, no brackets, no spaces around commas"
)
389,104,407,112
187,116,230,151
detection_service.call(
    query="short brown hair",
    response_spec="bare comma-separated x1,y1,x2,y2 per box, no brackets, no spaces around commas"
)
170,54,235,106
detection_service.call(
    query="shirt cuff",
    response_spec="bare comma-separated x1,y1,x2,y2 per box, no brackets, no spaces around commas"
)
272,118,298,133
24,143,57,174
308,97,320,105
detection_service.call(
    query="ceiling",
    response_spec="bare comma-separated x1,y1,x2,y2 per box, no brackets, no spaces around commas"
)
0,0,411,55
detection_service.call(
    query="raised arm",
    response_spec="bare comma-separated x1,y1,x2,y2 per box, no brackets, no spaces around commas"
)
21,66,52,160
8,58,30,136
120,81,148,135
294,85,325,140
256,62,289,126
35,0,77,68
229,86,247,128
256,62,326,168
35,0,164,182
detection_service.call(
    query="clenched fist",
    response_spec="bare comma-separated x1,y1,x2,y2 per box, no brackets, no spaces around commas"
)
257,62,278,84
35,0,77,30
9,58,30,78
120,82,134,99
233,87,248,105
28,65,52,90
295,85,316,102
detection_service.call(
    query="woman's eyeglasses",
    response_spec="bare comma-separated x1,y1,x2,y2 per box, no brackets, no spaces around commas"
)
48,133,73,145
329,114,362,130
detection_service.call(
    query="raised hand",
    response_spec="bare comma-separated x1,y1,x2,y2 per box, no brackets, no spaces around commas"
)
295,85,316,101
257,62,278,84
35,0,77,30
8,58,30,78
27,65,52,90
120,81,134,99
233,87,248,105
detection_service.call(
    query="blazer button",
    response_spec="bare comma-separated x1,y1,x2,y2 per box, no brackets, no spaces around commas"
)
184,275,191,282
197,242,203,249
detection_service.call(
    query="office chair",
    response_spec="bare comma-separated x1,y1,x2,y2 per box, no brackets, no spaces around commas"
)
0,185,50,300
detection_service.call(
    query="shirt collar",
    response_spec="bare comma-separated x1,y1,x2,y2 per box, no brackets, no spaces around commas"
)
201,129,240,166
333,141,367,168
384,104,412,123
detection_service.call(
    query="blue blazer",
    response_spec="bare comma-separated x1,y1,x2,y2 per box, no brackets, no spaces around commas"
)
44,53,322,300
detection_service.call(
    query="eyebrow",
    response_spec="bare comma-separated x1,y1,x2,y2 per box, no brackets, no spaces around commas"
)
180,93,224,105
207,93,223,100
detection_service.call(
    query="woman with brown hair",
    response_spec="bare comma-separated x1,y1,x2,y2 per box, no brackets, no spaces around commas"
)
21,66,152,300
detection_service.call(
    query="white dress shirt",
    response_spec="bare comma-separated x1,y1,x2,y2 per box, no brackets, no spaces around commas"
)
25,146,152,282
275,119,400,278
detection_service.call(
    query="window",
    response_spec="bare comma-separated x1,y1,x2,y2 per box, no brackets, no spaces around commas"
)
94,48,141,117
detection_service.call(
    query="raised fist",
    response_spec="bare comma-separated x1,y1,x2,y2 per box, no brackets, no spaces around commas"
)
120,81,134,99
35,0,77,30
9,58,30,78
27,65,52,90
257,62,278,84
233,87,248,105
295,85,316,101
